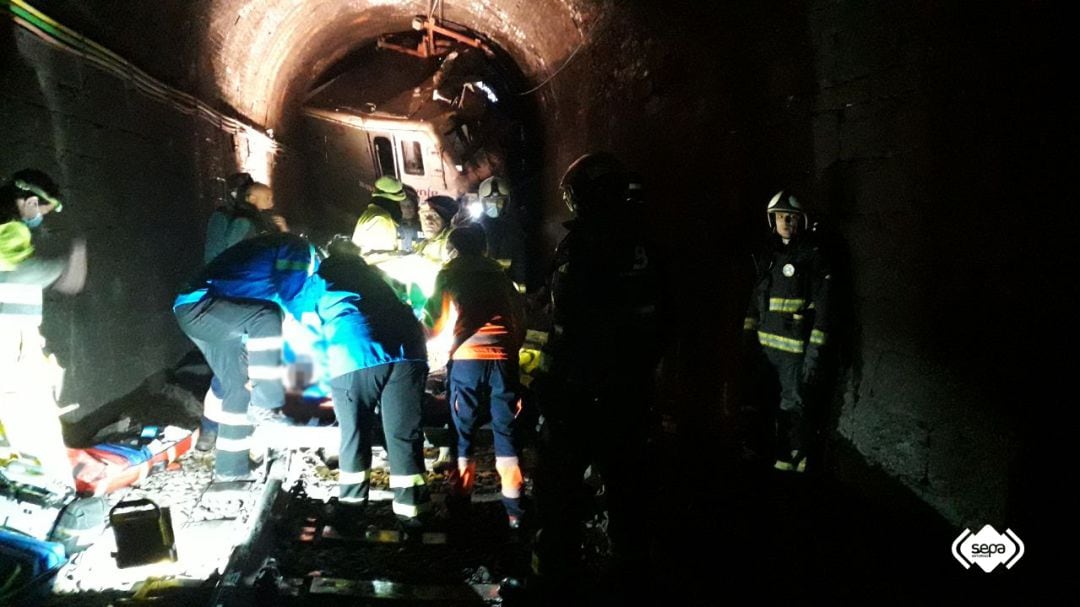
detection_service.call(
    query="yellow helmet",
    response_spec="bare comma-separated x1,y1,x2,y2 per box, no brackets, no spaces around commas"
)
373,176,407,202
0,220,34,270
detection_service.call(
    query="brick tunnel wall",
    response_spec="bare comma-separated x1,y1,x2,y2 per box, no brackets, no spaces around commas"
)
0,24,239,409
2,0,1067,534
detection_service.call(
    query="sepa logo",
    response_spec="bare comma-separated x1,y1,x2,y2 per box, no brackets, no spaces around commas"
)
952,525,1024,572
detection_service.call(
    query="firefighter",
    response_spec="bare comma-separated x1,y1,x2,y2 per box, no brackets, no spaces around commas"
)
1,174,87,488
475,176,526,286
173,233,321,481
352,176,406,260
531,153,664,589
423,225,527,528
415,195,459,264
316,239,431,522
742,191,832,473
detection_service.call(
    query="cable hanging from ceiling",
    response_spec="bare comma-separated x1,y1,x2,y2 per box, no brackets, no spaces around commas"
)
1,0,282,153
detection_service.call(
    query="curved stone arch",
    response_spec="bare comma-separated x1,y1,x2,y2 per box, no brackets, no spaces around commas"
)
204,0,602,132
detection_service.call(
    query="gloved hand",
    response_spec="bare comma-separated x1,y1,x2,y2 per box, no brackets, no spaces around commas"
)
801,345,821,385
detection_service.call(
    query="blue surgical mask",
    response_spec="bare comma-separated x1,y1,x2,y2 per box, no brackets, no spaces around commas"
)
24,213,44,229
483,198,504,219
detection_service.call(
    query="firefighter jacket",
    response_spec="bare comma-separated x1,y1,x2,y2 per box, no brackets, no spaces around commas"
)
478,215,526,285
744,233,832,356
544,219,663,384
316,254,427,378
174,233,322,322
424,254,525,361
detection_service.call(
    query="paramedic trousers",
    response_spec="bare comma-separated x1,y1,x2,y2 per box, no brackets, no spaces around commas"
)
330,361,430,519
175,297,284,477
448,359,523,518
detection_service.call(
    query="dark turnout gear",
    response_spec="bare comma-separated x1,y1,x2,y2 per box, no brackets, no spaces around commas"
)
174,233,321,478
424,240,526,521
744,223,832,469
478,215,526,285
559,152,629,221
545,221,663,384
533,156,663,583
317,254,430,517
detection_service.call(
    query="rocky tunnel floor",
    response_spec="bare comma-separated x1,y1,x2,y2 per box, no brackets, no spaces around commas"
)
40,433,614,606
37,436,1033,605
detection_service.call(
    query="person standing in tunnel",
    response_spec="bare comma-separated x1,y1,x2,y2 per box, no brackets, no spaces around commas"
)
531,153,664,591
742,191,832,473
1,172,87,488
474,176,527,288
423,225,527,528
315,238,432,523
352,176,405,261
174,233,321,482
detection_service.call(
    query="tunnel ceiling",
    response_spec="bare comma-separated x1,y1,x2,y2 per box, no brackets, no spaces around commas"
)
203,0,596,133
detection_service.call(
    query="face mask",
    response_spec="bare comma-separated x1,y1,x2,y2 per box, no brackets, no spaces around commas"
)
24,213,44,229
483,198,504,219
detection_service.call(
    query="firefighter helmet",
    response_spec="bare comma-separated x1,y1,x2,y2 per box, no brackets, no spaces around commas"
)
478,176,510,219
479,176,511,199
560,152,627,219
766,190,808,229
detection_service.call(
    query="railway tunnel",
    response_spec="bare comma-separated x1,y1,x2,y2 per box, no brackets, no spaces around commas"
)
0,0,1068,603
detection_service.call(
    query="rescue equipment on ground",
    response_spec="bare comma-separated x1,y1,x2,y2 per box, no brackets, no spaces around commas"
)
67,426,197,497
0,527,66,605
109,498,177,569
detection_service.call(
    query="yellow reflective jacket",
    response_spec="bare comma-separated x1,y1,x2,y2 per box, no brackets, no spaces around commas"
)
352,203,398,255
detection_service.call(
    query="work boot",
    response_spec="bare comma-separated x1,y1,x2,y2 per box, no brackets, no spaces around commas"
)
195,427,217,452
329,498,369,534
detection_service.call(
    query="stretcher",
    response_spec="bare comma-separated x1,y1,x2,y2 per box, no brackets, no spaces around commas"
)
67,426,197,497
